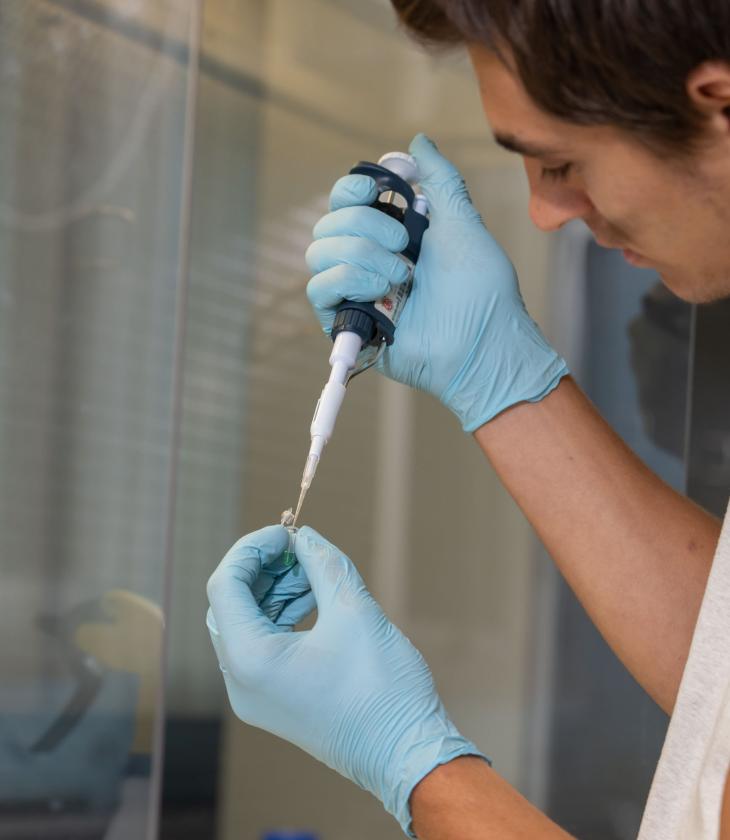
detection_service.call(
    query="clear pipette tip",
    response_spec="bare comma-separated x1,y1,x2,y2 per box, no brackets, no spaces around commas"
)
293,453,319,526
293,487,307,528
302,453,319,491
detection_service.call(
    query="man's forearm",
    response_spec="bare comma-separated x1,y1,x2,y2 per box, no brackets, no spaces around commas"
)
410,757,574,839
474,376,721,713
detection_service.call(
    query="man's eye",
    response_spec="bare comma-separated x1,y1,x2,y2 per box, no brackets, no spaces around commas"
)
541,163,573,182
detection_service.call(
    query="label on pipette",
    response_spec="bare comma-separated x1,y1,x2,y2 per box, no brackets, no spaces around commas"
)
347,256,415,374
373,257,414,325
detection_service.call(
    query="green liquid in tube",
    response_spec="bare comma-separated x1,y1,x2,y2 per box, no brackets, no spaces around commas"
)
280,508,297,569
283,546,297,568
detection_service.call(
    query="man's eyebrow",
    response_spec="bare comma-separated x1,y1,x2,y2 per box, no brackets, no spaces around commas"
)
493,132,566,158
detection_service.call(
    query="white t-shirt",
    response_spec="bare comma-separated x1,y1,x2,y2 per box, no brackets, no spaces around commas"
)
638,500,730,839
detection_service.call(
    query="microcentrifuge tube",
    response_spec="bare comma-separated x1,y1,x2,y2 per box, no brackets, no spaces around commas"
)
280,509,297,568
284,528,297,568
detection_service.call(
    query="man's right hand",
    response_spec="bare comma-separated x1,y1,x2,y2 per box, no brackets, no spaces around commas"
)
305,133,568,432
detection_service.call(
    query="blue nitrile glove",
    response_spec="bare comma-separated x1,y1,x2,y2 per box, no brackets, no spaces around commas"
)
206,524,486,837
305,133,569,432
211,525,316,629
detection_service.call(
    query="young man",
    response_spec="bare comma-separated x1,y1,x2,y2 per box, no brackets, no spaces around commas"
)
206,1,730,836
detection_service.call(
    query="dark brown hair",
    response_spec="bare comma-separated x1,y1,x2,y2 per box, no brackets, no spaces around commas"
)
391,0,730,153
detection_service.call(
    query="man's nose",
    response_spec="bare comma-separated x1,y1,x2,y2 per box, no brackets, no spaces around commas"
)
524,163,593,232
528,187,594,232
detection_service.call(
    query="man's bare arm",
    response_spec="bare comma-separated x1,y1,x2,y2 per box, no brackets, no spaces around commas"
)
474,376,721,713
410,757,574,839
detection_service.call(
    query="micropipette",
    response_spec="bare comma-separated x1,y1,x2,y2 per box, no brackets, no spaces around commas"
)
292,151,430,524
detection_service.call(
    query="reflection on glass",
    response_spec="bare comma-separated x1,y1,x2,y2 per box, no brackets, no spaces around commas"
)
0,1,198,837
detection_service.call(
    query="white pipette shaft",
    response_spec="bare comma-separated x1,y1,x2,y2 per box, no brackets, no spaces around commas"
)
293,331,363,524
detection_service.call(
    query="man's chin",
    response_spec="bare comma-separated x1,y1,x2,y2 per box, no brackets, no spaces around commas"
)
657,270,730,305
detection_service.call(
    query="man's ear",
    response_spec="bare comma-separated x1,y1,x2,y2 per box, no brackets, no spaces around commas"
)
686,61,730,134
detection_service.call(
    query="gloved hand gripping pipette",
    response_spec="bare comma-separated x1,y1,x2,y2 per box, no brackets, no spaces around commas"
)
292,152,430,523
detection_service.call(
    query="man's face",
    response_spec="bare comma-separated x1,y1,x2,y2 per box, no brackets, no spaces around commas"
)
469,44,730,303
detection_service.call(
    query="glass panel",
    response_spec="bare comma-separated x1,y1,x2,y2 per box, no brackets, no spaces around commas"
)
0,2,199,838
161,3,691,840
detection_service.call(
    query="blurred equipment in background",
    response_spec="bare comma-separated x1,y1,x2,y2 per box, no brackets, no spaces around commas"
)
684,298,730,518
261,832,320,840
630,283,730,519
30,601,106,754
74,589,163,756
0,589,161,839
630,283,691,460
